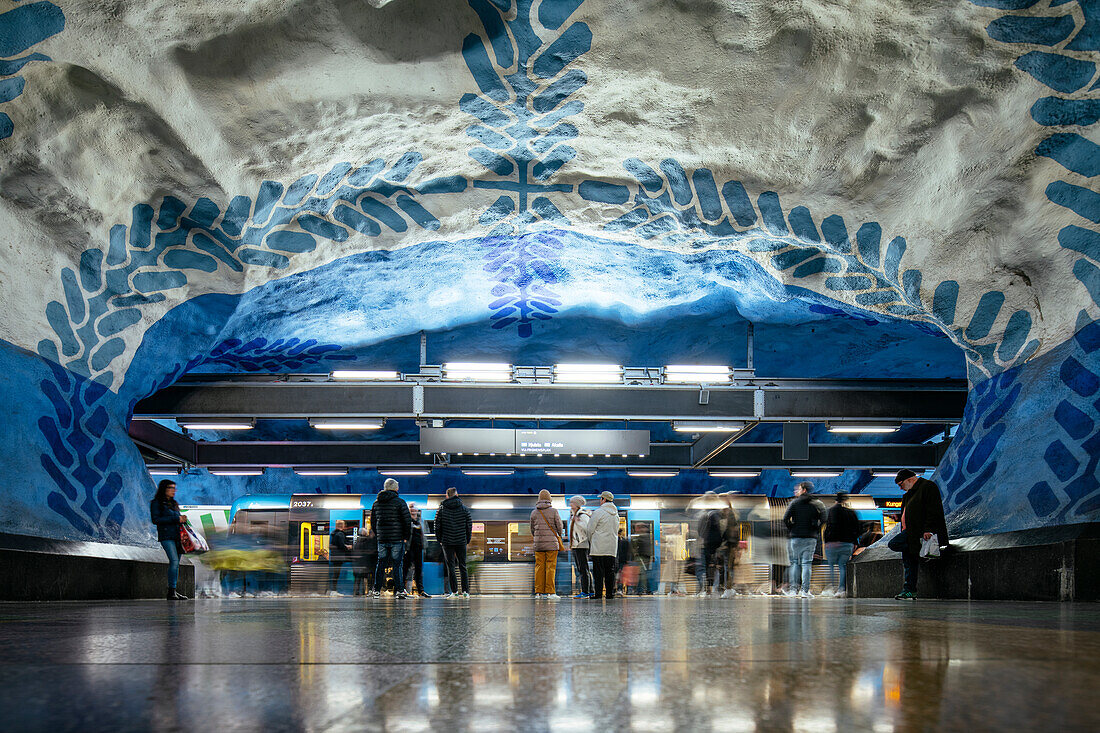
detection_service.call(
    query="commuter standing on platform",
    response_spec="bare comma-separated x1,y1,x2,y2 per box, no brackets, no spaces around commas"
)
404,503,431,598
717,496,741,597
352,527,377,596
530,489,564,599
436,487,473,597
150,479,189,601
567,495,592,598
888,469,949,600
370,478,412,598
783,481,825,598
587,491,620,599
632,523,654,595
616,527,633,595
823,492,860,597
695,501,723,596
328,520,353,594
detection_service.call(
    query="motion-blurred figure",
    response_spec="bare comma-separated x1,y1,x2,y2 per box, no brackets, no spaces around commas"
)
823,492,860,597
783,481,825,598
353,527,377,596
328,519,353,594
695,500,722,596
631,524,654,595
716,494,741,597
568,495,592,598
436,487,472,597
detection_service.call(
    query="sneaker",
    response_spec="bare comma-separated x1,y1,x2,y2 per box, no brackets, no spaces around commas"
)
799,590,813,599
720,589,736,599
547,594,561,600
396,590,408,599
462,592,470,598
695,591,708,598
369,590,380,598
173,591,190,600
572,593,590,599
417,591,432,598
781,589,798,597
835,591,848,598
820,588,836,597
894,590,916,600
535,594,545,599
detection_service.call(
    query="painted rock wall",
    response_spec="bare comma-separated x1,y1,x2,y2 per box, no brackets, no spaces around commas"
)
0,0,1096,543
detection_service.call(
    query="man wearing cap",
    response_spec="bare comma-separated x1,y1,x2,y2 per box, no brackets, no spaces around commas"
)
887,469,949,600
587,491,620,599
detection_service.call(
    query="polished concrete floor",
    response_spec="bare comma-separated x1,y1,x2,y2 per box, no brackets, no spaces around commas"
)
1,597,1098,732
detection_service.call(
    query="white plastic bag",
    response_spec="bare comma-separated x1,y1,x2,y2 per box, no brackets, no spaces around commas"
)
919,533,940,558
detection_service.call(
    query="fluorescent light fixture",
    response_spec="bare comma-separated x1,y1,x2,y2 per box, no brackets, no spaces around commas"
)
673,421,746,433
329,369,400,380
790,471,842,478
443,362,513,381
178,419,255,430
872,470,904,478
626,470,679,478
461,469,515,476
471,500,514,510
309,418,385,430
630,498,663,510
148,468,181,476
707,470,760,478
827,423,900,434
552,363,623,384
379,469,431,476
545,470,596,477
209,468,265,476
663,365,732,384
293,468,349,476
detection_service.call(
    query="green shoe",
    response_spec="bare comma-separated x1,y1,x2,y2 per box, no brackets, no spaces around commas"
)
893,590,916,600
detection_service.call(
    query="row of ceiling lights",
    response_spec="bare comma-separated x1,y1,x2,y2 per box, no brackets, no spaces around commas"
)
175,417,902,434
150,467,914,478
328,364,740,384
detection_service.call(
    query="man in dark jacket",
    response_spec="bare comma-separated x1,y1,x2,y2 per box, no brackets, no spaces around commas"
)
403,503,431,597
823,492,861,597
782,482,826,597
631,524,654,595
328,520,353,593
887,469,949,600
436,487,473,596
616,528,633,595
370,478,412,598
695,503,723,595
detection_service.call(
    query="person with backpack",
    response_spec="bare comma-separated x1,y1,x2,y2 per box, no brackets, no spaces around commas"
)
150,479,189,600
823,492,861,597
782,481,826,598
530,490,564,599
370,478,412,598
436,487,473,597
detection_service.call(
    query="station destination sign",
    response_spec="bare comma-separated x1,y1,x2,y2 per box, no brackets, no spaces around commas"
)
420,427,650,457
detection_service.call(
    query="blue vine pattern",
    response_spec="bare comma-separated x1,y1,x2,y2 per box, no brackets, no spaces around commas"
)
0,2,63,146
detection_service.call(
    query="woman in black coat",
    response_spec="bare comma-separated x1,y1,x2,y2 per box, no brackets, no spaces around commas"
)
150,479,188,600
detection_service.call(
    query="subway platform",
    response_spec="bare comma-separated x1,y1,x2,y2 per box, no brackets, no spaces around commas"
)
1,596,1097,732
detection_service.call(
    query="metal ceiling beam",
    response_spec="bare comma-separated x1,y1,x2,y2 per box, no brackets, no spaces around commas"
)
128,419,196,464
166,440,944,469
132,377,967,422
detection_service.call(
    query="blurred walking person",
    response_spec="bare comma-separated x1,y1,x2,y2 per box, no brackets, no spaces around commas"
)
588,491,619,599
568,495,593,598
632,524,654,595
328,520,353,595
695,502,722,596
352,527,377,596
783,481,826,598
616,528,633,595
370,478,412,598
530,490,564,599
436,487,473,597
404,503,431,597
823,492,860,597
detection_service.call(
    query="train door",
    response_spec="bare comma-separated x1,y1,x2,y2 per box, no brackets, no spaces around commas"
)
627,510,658,595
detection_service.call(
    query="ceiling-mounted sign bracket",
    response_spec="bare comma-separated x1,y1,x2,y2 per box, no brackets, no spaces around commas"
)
753,389,765,419
412,385,424,415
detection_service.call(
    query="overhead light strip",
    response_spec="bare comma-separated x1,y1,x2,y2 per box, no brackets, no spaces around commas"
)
545,470,596,477
379,469,431,476
707,470,760,478
329,370,400,380
178,419,255,430
309,418,385,430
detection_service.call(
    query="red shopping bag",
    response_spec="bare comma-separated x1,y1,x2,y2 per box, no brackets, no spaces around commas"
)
179,523,208,553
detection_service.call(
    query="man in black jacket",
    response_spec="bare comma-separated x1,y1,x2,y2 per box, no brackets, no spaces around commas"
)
328,520,353,593
887,469,949,600
695,503,723,596
436,487,473,596
783,482,826,597
370,478,413,598
823,492,861,597
403,503,431,597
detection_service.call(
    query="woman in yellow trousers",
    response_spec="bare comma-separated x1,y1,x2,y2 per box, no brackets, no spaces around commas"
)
530,489,564,599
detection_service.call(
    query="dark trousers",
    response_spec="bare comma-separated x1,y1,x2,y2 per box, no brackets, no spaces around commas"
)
329,559,348,592
443,544,469,593
374,542,405,592
592,555,616,598
352,562,375,595
888,530,918,592
572,547,591,594
404,548,424,592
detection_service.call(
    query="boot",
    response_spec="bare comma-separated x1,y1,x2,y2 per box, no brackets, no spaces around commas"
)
166,588,178,600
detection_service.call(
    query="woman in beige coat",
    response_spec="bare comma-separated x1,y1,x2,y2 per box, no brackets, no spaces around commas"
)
529,489,564,599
